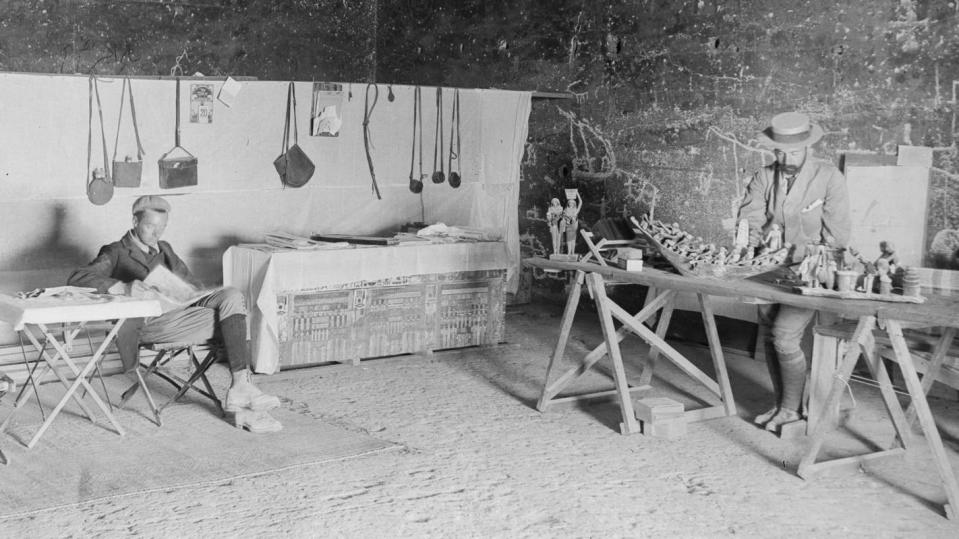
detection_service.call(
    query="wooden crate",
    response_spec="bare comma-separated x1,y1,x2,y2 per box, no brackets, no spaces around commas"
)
276,269,506,368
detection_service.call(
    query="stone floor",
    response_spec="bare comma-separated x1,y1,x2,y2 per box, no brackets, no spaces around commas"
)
2,300,959,538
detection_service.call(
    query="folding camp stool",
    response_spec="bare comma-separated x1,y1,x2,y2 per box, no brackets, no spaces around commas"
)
119,341,224,426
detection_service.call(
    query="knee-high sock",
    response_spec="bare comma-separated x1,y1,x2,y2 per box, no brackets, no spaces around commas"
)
220,314,250,372
116,317,145,373
779,349,807,413
764,337,782,406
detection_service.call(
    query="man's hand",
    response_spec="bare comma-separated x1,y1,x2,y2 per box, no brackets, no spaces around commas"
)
128,280,161,299
106,281,129,296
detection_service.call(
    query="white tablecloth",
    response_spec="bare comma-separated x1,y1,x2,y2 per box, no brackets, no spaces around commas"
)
223,242,510,373
0,294,162,331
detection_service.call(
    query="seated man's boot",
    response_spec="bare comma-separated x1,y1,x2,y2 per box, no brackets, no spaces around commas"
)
225,368,281,412
232,409,283,433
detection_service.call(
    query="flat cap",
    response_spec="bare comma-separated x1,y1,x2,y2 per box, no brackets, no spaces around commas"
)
132,195,171,215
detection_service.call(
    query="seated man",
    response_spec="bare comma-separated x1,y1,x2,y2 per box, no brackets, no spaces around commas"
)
68,195,281,432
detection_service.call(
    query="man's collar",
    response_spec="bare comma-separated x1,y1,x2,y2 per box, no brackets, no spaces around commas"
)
125,230,157,253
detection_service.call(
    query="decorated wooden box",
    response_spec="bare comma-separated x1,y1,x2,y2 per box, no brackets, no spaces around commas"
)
275,269,506,367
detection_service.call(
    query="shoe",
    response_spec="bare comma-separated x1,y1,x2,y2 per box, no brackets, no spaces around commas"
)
224,369,281,412
764,409,802,432
232,409,283,433
754,406,779,426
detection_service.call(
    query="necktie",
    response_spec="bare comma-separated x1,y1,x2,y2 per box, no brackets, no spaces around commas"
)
147,246,158,257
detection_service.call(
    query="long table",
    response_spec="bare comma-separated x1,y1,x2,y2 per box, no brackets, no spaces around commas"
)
524,256,959,521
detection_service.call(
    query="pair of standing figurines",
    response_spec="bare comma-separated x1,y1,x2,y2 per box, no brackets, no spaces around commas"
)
546,191,582,255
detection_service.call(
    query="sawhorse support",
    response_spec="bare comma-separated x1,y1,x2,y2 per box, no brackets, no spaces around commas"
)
798,315,959,521
537,270,738,434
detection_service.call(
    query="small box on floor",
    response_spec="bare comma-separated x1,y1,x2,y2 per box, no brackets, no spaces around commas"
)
635,397,687,439
635,397,684,422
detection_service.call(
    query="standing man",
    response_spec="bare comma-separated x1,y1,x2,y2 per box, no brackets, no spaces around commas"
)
738,112,851,432
69,195,282,432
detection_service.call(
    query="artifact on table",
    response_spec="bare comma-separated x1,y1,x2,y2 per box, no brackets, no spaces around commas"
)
631,215,789,279
561,191,582,255
546,197,563,255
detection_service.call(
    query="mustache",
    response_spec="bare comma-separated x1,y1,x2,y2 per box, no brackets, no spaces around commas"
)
777,163,802,173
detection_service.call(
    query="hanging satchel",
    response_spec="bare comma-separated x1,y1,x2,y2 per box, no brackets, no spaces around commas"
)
86,75,113,205
112,77,146,188
113,77,146,187
273,82,315,188
158,77,198,189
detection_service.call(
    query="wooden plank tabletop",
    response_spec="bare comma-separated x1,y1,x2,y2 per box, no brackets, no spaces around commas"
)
523,257,959,328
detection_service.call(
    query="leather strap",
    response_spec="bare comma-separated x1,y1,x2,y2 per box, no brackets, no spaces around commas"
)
113,77,145,162
280,82,298,154
409,86,418,181
432,87,444,176
362,83,381,199
87,75,110,181
448,88,461,174
174,77,181,149
291,82,299,147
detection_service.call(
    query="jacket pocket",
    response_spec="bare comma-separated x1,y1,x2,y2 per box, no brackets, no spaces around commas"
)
799,205,823,242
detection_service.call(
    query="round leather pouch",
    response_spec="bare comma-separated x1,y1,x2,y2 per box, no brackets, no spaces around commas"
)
87,173,114,206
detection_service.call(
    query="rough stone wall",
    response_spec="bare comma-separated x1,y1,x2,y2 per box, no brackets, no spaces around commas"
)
3,0,959,282
448,0,959,294
0,0,375,80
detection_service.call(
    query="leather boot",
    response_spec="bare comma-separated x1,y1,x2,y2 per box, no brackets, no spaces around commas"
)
225,368,281,412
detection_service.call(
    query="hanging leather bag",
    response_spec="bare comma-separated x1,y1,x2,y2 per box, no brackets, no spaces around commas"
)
158,78,198,189
273,82,315,187
87,75,114,205
112,77,145,187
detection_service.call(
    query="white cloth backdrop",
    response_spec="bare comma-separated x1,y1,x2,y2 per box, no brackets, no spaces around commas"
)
0,72,530,343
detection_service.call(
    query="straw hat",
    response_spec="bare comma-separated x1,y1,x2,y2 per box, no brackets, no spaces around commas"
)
757,112,824,150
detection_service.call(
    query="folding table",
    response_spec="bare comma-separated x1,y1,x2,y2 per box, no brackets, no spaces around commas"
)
0,292,161,448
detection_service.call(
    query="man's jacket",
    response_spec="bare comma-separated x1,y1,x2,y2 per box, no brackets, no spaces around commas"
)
68,231,201,293
738,159,851,261
67,231,201,371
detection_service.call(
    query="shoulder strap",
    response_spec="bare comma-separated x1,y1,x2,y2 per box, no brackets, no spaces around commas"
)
281,82,292,154
290,82,298,147
87,76,94,186
174,77,182,149
127,78,145,159
112,78,146,162
91,76,110,180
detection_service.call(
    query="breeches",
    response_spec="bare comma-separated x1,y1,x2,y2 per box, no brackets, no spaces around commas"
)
139,286,247,344
757,303,817,358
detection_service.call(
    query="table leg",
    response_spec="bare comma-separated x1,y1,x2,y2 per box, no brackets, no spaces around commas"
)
537,270,585,411
885,320,959,520
40,323,126,429
17,325,97,421
537,288,671,410
607,301,722,399
25,321,127,448
638,291,674,386
587,273,641,434
698,294,737,416
798,316,879,478
903,327,957,429
857,328,913,450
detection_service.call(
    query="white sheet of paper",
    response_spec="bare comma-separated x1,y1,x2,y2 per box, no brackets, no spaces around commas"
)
217,76,242,108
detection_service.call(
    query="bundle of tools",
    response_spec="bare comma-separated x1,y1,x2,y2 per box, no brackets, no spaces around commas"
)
631,215,790,278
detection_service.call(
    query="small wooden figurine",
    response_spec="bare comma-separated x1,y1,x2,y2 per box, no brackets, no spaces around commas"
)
546,197,563,254
562,193,582,255
876,241,899,276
